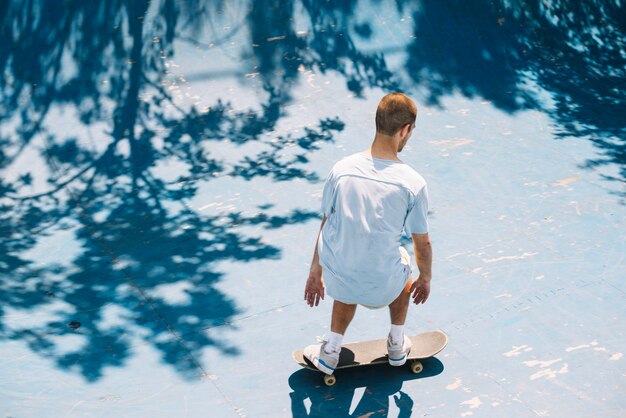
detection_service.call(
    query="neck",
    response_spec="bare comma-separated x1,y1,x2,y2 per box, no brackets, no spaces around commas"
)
369,133,400,161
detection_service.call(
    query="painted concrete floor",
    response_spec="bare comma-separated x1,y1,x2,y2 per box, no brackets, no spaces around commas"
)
1,1,624,417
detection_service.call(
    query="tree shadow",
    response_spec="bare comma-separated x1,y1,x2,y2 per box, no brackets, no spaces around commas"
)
2,0,622,386
241,0,402,101
0,0,400,382
288,357,444,417
406,0,626,199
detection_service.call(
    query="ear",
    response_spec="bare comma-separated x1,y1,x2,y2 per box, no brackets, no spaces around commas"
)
400,123,411,138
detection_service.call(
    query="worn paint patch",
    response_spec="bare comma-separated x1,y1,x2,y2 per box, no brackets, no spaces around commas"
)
461,396,482,409
566,340,607,353
524,359,562,368
552,177,580,187
566,344,591,352
446,377,462,390
482,252,538,263
430,138,474,148
530,364,569,380
524,358,569,380
503,345,533,357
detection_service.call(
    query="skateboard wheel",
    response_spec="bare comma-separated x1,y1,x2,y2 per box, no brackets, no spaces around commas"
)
323,375,336,386
410,360,423,374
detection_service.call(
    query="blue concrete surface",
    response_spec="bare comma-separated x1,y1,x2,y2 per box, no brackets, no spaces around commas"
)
1,1,624,417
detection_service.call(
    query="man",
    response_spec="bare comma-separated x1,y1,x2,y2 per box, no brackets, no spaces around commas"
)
303,92,432,375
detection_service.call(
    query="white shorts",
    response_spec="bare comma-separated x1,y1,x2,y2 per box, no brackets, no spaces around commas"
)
359,247,412,309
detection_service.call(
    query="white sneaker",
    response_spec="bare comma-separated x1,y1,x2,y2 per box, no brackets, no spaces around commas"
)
387,335,412,366
303,340,340,375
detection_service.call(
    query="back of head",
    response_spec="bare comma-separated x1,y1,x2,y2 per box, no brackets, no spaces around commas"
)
375,93,417,136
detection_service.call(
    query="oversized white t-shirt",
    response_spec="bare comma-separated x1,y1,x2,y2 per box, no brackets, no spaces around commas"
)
317,152,429,307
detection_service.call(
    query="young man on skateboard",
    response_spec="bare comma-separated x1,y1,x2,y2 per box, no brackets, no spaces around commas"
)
303,92,432,375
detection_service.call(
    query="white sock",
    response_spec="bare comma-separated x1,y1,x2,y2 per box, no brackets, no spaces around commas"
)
389,324,404,345
324,332,344,354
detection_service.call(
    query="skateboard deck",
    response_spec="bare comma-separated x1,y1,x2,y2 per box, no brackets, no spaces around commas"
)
293,330,448,386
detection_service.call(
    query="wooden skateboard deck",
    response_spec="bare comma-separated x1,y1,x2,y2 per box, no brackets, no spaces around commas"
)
293,330,448,386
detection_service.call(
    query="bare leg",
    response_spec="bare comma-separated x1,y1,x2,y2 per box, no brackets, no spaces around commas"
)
389,278,412,325
304,300,354,371
330,300,357,334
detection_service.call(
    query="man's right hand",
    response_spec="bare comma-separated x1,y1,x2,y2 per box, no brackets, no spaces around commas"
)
410,275,431,304
304,271,325,307
305,216,327,308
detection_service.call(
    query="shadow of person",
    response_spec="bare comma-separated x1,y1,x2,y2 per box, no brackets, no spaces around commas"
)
288,357,444,417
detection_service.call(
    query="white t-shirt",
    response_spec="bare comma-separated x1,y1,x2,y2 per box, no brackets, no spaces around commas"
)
318,152,429,307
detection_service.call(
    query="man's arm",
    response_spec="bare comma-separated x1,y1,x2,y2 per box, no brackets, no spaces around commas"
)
304,215,327,307
410,232,432,304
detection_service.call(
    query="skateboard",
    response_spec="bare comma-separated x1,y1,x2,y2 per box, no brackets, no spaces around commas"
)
293,330,448,386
